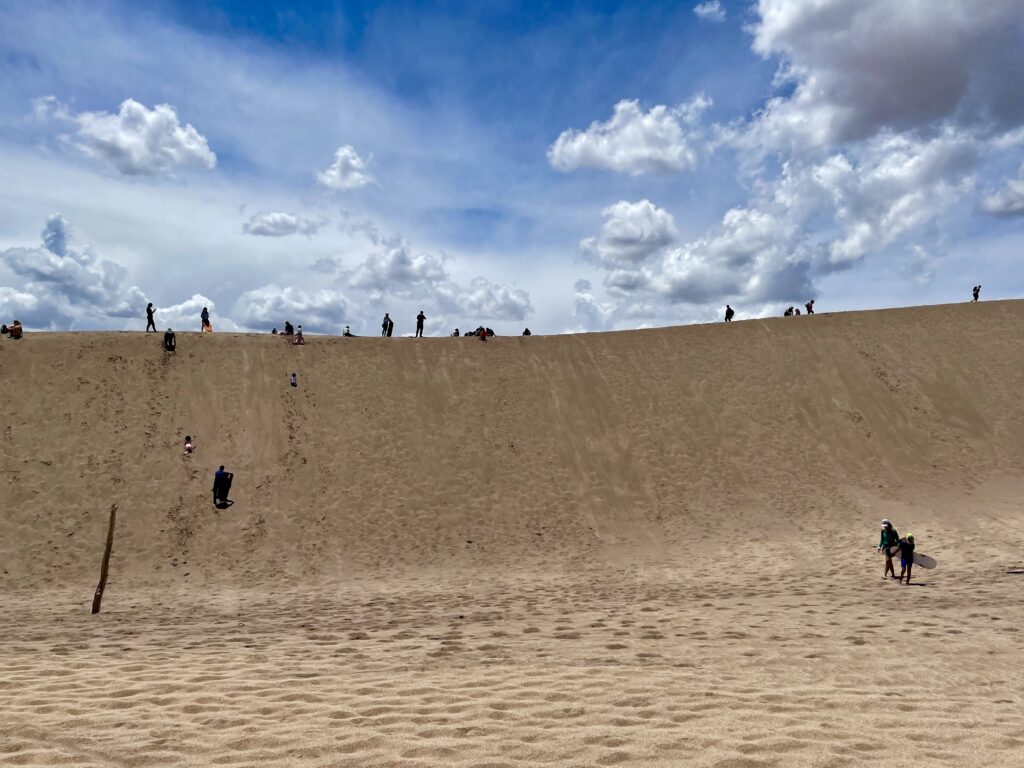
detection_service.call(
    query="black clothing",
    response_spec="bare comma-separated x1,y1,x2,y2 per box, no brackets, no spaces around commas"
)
283,322,294,336
805,301,815,315
163,331,176,352
213,470,233,504
415,312,425,338
724,306,734,322
522,328,531,336
146,306,156,332
387,318,394,337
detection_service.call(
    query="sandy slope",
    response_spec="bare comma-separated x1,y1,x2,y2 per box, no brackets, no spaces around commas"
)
2,300,1023,766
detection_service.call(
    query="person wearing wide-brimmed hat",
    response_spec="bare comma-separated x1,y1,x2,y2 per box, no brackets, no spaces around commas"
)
877,519,900,580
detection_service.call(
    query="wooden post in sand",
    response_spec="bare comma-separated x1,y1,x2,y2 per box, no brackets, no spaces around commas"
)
91,503,118,615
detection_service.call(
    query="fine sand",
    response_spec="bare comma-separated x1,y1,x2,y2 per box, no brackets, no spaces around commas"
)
2,301,1024,767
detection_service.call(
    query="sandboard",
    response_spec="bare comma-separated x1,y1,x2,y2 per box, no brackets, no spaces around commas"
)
885,544,936,569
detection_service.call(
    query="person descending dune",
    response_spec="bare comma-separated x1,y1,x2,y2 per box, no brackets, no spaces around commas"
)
212,465,233,507
163,328,176,352
878,519,900,580
898,533,916,584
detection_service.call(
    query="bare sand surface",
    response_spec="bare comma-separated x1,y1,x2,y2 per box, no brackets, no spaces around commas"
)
3,301,1024,766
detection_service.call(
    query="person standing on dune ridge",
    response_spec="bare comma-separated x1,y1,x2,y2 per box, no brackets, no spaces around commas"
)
145,303,156,332
972,285,981,302
724,305,734,322
415,311,426,337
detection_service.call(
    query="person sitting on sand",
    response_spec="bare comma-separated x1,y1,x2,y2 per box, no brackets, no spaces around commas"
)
282,321,294,336
183,435,195,455
7,320,23,339
343,326,354,337
293,325,305,345
878,519,900,580
523,327,532,336
452,328,460,337
784,306,794,317
898,533,916,584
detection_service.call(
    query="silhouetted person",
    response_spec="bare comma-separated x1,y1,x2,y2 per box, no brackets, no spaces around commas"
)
972,285,981,302
343,325,354,337
201,306,212,333
387,316,394,337
724,305,734,322
784,306,794,317
271,327,278,335
290,372,297,387
522,328,532,336
212,465,233,506
163,328,176,352
145,303,156,332
415,311,426,337
452,328,460,337
283,321,294,336
795,308,801,316
381,313,390,337
805,299,815,315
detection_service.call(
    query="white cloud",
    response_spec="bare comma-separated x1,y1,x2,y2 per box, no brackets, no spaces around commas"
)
232,285,352,333
343,226,532,322
980,165,1024,217
579,130,980,315
694,1,726,23
48,98,217,176
0,214,149,328
433,276,532,321
154,294,242,333
242,211,323,237
548,95,712,175
580,200,678,269
748,0,1024,150
316,145,374,190
347,237,446,295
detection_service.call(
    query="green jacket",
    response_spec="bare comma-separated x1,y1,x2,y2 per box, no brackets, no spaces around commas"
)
879,527,899,550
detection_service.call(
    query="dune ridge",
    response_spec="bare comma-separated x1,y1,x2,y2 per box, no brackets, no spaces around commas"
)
2,299,1024,766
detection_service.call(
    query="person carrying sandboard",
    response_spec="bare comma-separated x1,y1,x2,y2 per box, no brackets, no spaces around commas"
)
877,519,899,580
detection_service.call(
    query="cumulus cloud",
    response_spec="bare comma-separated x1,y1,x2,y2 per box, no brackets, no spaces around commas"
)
343,225,532,322
979,165,1024,217
433,277,532,321
748,0,1024,150
153,294,242,332
0,214,148,328
548,95,712,175
232,285,351,333
580,200,678,269
347,237,446,296
579,130,979,315
38,97,217,176
242,211,322,237
694,1,726,22
317,145,374,190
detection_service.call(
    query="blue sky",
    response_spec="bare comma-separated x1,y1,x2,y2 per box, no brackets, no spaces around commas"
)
1,0,1023,334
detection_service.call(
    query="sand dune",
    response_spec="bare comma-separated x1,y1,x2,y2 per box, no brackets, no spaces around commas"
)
2,300,1024,766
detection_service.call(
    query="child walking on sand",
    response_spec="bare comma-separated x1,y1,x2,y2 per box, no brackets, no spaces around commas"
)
898,534,916,584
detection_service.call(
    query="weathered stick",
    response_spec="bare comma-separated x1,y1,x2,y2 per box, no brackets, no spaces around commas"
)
91,503,118,615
